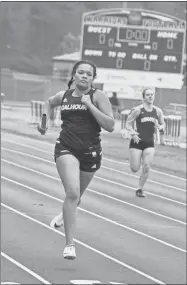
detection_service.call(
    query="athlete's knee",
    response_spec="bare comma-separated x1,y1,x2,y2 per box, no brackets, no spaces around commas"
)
65,186,80,202
142,163,151,174
130,164,140,173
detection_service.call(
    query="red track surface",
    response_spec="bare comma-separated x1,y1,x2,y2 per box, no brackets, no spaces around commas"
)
1,133,186,284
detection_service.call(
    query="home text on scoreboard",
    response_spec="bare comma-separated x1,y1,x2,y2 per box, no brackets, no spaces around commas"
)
80,9,186,74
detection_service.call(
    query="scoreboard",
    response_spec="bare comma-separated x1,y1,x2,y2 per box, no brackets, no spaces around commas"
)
80,9,186,88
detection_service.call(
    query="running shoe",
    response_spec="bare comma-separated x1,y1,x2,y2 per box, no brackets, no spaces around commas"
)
136,189,146,197
50,212,63,228
63,244,76,260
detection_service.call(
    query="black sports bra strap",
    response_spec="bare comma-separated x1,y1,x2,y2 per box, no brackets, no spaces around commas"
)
89,88,97,104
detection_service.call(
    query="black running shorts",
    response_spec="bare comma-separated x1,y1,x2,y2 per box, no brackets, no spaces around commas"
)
54,140,102,172
129,139,154,151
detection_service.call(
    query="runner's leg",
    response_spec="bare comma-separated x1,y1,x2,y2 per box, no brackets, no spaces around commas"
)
79,170,96,206
139,147,155,191
56,154,80,246
129,148,142,173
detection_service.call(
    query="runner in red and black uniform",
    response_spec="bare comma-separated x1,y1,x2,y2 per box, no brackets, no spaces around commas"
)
37,60,114,259
126,88,165,198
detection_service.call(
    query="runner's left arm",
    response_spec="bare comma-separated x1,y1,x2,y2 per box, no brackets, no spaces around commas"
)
156,107,165,131
82,90,115,132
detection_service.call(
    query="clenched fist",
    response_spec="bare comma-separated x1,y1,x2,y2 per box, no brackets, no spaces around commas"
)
37,123,48,135
81,94,93,108
37,114,48,135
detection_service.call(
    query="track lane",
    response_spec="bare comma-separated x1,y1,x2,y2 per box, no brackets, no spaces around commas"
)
1,140,185,203
1,254,47,284
2,173,186,252
2,149,186,221
1,133,186,284
1,141,186,205
2,154,186,222
1,207,133,285
102,158,186,189
1,164,186,284
2,134,186,188
97,168,186,203
2,199,166,285
2,152,186,249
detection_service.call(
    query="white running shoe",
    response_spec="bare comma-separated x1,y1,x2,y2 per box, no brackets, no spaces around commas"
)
50,213,63,228
63,244,76,260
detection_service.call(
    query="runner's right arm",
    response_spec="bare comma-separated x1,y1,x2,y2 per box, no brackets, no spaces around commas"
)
126,106,141,136
37,91,64,135
42,91,64,123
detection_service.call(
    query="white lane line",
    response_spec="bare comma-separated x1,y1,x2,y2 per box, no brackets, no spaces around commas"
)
102,157,186,182
2,176,186,252
101,165,186,192
1,252,51,284
1,203,166,285
1,140,51,153
2,155,187,216
1,152,186,207
80,188,186,224
2,144,185,193
2,138,186,183
95,176,186,206
1,281,21,285
2,155,186,210
1,152,186,221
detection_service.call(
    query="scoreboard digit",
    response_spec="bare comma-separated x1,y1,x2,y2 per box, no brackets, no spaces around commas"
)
80,9,186,75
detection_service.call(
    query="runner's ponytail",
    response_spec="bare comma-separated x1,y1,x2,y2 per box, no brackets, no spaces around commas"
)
68,77,74,89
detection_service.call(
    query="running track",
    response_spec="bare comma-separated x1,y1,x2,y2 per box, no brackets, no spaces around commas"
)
1,133,186,284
